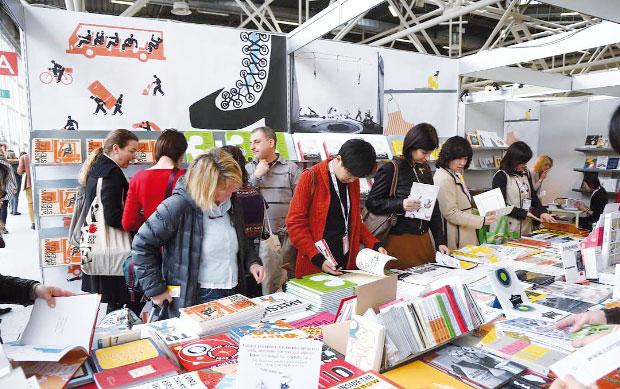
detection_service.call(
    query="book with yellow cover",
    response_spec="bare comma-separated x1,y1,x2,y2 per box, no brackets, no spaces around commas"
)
91,338,164,371
384,360,472,389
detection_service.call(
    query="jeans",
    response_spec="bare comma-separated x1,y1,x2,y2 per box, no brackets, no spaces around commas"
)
197,287,235,304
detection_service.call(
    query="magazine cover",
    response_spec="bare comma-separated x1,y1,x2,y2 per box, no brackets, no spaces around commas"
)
32,138,82,164
39,188,78,216
180,294,259,323
41,237,81,267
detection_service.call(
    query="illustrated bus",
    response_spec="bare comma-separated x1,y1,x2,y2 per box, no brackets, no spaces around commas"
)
66,23,166,62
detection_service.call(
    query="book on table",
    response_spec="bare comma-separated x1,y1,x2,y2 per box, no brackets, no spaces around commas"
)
93,355,179,389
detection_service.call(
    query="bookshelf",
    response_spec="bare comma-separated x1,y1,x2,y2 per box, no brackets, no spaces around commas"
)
573,168,620,174
575,147,618,154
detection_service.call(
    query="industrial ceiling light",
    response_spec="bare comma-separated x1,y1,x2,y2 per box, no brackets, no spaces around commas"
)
171,1,191,16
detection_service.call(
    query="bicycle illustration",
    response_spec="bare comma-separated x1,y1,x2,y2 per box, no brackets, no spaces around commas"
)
39,67,74,85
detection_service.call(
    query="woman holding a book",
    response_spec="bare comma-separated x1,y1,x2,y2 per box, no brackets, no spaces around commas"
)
434,136,497,250
366,123,449,268
132,148,264,317
492,141,556,237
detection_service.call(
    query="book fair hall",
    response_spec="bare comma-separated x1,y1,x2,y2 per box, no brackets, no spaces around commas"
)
2,0,620,388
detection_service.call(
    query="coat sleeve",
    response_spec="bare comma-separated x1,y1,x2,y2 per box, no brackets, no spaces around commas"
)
436,172,484,229
0,274,38,306
101,169,127,229
285,169,321,260
132,197,185,298
246,161,259,187
122,175,145,232
365,162,404,215
492,171,528,220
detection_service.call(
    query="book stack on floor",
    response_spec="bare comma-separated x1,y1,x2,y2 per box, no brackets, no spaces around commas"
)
374,283,484,368
179,294,265,336
251,291,310,321
286,273,356,313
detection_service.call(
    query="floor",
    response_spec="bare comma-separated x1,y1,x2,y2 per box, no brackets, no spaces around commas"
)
0,190,84,342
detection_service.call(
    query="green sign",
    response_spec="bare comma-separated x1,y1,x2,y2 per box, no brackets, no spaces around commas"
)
184,131,216,162
0,89,9,99
225,130,253,161
275,132,290,160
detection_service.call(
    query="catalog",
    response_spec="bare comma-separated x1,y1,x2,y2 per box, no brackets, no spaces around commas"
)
343,248,396,277
237,337,322,389
32,138,82,164
4,294,100,362
405,182,439,221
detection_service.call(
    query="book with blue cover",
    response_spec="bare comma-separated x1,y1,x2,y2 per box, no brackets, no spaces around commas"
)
228,320,310,343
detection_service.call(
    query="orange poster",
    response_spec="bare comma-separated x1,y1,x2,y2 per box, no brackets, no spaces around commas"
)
32,138,82,164
133,140,156,164
39,188,78,216
87,139,104,155
41,237,81,267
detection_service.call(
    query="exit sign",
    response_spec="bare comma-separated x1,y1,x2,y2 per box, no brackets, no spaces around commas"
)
0,89,9,99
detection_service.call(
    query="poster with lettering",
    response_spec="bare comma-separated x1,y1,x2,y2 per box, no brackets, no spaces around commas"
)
87,139,104,156
184,131,216,162
133,139,156,163
41,237,81,267
39,188,78,216
32,139,82,164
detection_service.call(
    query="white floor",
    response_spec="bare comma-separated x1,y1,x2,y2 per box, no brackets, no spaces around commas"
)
0,190,83,342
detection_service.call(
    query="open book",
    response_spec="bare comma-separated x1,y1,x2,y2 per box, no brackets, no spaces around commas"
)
4,294,100,362
405,182,439,221
473,188,513,217
343,248,396,277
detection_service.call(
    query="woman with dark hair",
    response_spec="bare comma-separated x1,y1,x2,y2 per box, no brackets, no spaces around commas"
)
492,141,555,237
434,136,497,250
576,173,607,231
367,123,449,269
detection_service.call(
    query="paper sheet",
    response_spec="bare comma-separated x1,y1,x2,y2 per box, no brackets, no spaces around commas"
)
345,248,395,276
473,188,513,216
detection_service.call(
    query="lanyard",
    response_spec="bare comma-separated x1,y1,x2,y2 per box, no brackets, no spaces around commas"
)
328,160,350,234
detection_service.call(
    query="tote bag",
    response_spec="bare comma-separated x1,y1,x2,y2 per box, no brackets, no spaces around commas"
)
260,203,285,294
80,177,132,276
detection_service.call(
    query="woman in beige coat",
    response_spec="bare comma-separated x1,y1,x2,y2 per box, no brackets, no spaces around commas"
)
434,136,497,250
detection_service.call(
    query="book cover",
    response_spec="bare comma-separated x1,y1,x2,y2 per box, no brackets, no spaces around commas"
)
607,157,620,170
405,182,440,221
384,360,471,389
66,359,95,388
327,371,403,388
39,188,78,217
423,285,468,334
93,356,178,389
20,351,88,389
584,135,602,147
133,140,157,164
287,273,357,294
345,315,386,371
40,237,81,267
423,344,525,389
467,132,481,147
92,338,165,372
251,292,309,317
290,311,337,339
179,294,261,323
534,296,593,314
128,371,209,389
503,370,553,389
229,320,310,342
32,138,82,164
584,158,597,169
596,156,609,170
319,358,363,389
144,318,199,346
170,335,239,372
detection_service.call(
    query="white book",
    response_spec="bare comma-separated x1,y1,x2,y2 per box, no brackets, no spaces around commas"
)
551,327,620,386
342,248,396,277
345,315,386,371
595,156,608,169
473,188,513,217
405,182,439,221
4,294,100,362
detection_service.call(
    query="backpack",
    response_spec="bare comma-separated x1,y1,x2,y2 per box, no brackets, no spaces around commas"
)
123,168,179,303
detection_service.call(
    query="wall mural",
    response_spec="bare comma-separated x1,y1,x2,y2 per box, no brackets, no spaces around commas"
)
25,8,287,131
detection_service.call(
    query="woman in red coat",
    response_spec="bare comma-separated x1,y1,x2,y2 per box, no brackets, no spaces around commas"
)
286,139,386,277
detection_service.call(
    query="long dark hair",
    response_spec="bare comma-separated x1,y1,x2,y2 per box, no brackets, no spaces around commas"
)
436,136,472,170
582,172,601,190
402,123,439,163
609,104,620,153
500,141,532,175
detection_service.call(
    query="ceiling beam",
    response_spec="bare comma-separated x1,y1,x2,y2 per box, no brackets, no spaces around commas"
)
538,0,620,24
459,21,620,74
572,70,620,92
287,0,385,53
465,66,573,90
120,0,147,17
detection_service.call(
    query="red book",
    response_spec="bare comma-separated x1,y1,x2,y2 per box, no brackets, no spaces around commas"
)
319,358,363,389
93,356,178,388
170,334,239,372
423,285,469,334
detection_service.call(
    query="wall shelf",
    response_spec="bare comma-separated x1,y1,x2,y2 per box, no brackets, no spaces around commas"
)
573,168,620,173
471,147,508,151
575,147,617,153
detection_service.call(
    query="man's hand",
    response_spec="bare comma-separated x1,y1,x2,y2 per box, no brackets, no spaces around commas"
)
151,290,173,307
253,160,270,179
34,284,75,308
250,263,265,283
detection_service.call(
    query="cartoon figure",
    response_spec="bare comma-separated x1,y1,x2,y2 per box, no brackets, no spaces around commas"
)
152,75,164,96
141,121,152,131
50,60,65,83
90,95,107,115
147,34,162,54
427,70,440,90
60,143,73,157
121,33,138,51
75,29,92,47
93,31,105,46
112,94,123,115
64,115,79,130
106,32,120,49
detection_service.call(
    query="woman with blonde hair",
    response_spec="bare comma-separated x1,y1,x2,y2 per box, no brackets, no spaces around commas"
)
132,148,264,317
530,155,553,196
79,128,140,313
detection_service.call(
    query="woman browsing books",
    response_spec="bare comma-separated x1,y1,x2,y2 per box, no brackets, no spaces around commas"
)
366,123,449,268
132,148,264,317
575,173,608,231
434,136,497,250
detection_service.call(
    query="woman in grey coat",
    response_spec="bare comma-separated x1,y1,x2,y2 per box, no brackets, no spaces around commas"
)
132,148,264,317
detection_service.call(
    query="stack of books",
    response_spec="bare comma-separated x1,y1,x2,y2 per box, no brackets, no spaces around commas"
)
228,320,311,343
286,273,356,313
289,311,336,339
179,294,265,336
375,283,484,367
251,291,310,321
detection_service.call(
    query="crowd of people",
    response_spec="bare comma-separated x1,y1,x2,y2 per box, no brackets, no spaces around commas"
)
1,105,620,388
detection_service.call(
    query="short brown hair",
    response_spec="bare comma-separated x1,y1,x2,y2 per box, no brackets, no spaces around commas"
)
155,129,188,162
79,129,138,185
251,126,277,147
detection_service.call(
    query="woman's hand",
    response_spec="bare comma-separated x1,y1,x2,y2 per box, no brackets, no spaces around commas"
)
484,213,498,225
250,263,265,283
321,259,343,276
377,247,388,255
555,310,607,333
403,198,421,212
151,290,173,307
575,201,588,212
540,170,548,181
540,213,557,223
438,245,450,255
